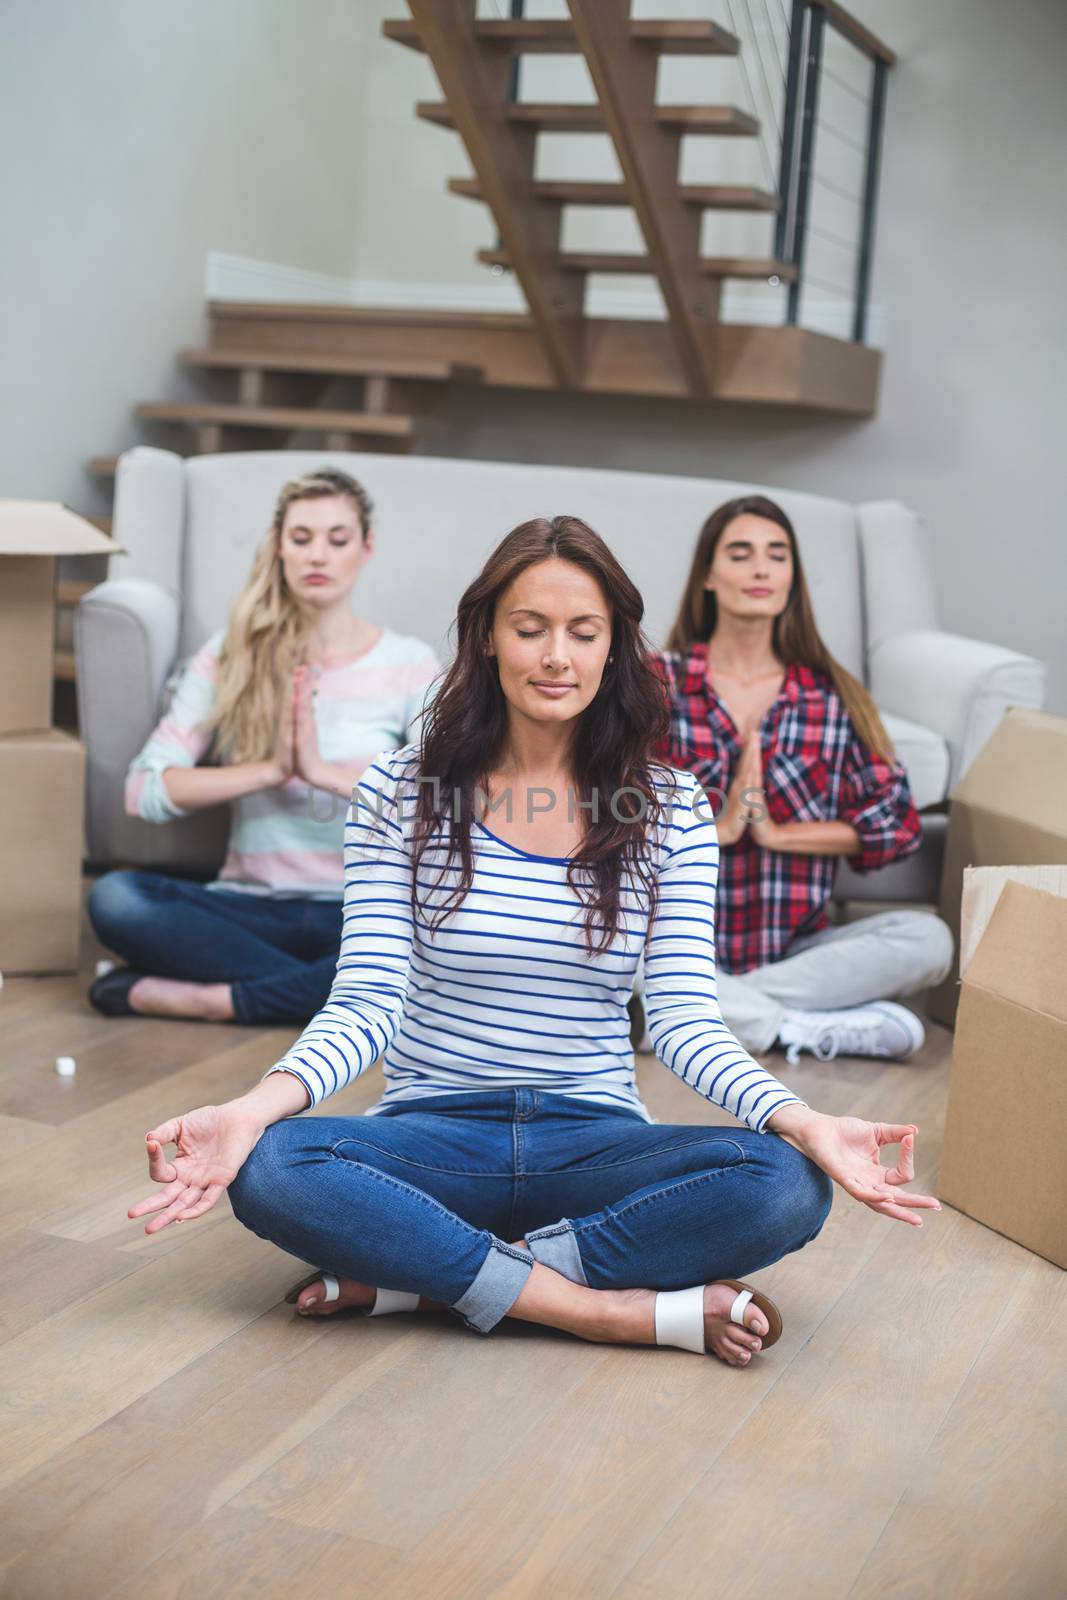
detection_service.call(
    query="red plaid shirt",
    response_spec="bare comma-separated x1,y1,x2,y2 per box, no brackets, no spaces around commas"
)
650,642,922,974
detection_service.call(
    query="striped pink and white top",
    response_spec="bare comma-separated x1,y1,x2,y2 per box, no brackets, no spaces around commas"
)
125,627,441,900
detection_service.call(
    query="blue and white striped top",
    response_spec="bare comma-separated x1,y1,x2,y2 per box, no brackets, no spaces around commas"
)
263,743,809,1134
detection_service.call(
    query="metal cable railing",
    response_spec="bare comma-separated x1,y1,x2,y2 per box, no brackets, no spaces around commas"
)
774,0,893,340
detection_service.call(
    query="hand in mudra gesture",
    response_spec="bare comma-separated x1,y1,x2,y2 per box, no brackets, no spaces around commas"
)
787,1114,940,1225
127,1104,262,1233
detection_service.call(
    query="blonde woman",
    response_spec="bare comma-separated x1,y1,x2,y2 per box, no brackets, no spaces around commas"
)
644,494,953,1065
88,467,440,1025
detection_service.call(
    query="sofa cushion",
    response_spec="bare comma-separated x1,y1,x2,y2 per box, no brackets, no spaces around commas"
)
879,710,951,810
178,451,866,678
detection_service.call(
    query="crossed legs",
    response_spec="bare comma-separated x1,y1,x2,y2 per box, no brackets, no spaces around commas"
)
229,1113,832,1365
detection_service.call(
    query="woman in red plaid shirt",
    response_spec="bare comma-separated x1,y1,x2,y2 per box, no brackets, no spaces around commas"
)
645,494,953,1067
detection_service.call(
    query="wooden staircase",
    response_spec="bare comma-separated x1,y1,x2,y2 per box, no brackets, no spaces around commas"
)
64,1,892,721
389,0,850,398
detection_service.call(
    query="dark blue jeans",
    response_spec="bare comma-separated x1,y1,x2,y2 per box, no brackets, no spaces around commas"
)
228,1088,834,1335
87,869,342,1025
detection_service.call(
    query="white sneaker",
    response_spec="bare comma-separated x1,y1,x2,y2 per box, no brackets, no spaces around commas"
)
777,1002,924,1066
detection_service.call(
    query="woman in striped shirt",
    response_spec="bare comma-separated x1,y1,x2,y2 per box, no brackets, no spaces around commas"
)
88,467,440,1026
128,516,941,1367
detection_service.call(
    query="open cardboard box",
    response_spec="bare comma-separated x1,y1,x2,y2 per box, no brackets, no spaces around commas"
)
0,500,122,736
927,708,1067,1027
938,873,1067,1270
0,729,87,974
0,501,123,972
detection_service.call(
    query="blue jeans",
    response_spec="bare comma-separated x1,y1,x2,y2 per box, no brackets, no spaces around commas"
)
87,869,342,1025
228,1088,834,1335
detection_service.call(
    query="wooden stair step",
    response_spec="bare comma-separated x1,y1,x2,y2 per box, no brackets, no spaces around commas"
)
87,456,118,480
208,301,537,333
54,649,76,682
478,248,796,282
449,177,778,212
419,101,758,136
385,17,739,57
183,347,482,382
134,402,413,438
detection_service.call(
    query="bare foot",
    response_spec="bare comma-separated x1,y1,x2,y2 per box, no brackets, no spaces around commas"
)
128,976,235,1022
607,1282,771,1367
507,1239,769,1367
292,1274,447,1317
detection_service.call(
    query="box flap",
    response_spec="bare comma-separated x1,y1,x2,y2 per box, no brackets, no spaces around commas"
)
960,864,1067,976
0,501,123,557
949,708,1067,836
963,880,1067,1024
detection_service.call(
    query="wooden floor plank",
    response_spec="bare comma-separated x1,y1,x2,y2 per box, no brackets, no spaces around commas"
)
0,1006,263,1125
849,1254,1067,1600
231,1315,611,1550
0,1113,52,1159
118,1506,399,1600
0,1228,142,1345
0,1214,307,1493
610,1207,1036,1600
0,1033,307,1242
0,889,1058,1592
0,1310,417,1598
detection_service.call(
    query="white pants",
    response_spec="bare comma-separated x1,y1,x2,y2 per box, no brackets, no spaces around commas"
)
635,909,955,1057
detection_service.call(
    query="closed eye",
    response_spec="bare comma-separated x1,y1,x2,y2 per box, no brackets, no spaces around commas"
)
517,629,598,642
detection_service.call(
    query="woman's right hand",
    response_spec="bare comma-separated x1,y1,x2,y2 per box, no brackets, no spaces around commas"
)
716,732,764,846
127,1102,264,1233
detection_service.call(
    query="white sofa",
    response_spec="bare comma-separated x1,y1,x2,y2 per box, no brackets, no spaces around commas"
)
76,447,1046,900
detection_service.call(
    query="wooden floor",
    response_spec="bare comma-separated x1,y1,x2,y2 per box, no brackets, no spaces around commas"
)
0,893,1063,1600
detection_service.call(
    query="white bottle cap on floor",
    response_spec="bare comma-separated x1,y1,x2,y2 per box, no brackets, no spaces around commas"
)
55,1056,77,1077
95,958,117,978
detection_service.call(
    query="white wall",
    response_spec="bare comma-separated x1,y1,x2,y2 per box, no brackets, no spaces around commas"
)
0,0,368,514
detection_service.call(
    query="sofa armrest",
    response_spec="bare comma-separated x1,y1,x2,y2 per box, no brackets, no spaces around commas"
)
868,629,1046,787
75,578,180,861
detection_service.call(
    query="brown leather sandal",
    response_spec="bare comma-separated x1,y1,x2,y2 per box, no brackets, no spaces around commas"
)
283,1269,420,1315
653,1279,783,1355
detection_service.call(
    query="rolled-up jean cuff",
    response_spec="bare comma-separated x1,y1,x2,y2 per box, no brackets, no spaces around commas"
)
451,1239,536,1334
523,1219,588,1286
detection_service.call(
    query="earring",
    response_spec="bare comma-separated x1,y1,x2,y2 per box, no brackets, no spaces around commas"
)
608,654,615,663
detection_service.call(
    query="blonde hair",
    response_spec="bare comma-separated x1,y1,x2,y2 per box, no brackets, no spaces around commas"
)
205,468,373,765
666,494,896,761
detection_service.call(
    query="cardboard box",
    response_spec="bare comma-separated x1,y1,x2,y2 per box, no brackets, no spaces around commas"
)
0,501,121,735
928,708,1067,1027
0,729,87,974
938,880,1067,1270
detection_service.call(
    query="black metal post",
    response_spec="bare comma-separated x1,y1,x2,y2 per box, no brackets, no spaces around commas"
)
852,57,887,342
774,0,808,268
785,3,824,326
506,0,523,104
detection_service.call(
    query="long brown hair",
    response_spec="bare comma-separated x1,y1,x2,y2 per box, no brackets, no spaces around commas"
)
665,494,894,760
412,516,671,956
208,468,373,764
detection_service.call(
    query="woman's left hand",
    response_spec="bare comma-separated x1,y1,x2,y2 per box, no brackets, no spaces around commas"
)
776,1110,941,1225
292,663,322,786
739,732,780,848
